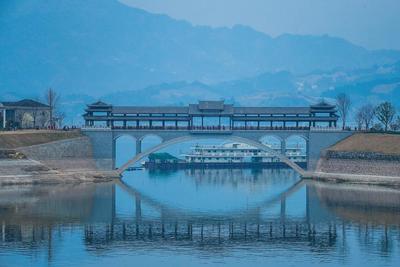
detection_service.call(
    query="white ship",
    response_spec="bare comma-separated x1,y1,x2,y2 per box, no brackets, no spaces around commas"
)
182,142,306,164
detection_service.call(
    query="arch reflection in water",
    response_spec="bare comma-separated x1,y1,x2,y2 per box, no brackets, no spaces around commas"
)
1,170,400,266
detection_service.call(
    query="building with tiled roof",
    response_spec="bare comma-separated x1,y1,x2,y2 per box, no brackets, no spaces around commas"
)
0,99,51,129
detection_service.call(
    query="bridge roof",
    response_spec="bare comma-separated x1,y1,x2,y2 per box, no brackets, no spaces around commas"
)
198,100,225,110
98,105,324,115
89,101,111,107
85,100,337,116
310,101,335,108
189,103,234,115
113,106,189,114
234,107,310,114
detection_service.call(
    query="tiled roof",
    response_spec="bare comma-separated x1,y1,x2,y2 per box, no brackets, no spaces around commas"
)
198,100,225,110
1,99,49,108
113,106,189,114
234,107,310,114
85,100,336,115
310,101,336,108
89,101,111,106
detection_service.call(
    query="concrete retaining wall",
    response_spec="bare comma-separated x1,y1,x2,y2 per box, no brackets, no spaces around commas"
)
82,130,114,170
307,131,354,171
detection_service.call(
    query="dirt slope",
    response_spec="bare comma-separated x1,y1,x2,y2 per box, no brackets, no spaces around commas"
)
0,130,82,149
328,133,400,155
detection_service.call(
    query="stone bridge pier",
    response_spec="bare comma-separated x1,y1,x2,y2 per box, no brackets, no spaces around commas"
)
82,128,353,175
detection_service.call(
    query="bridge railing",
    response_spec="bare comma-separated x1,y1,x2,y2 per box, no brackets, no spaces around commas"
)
231,126,311,131
80,125,346,132
81,126,112,130
310,126,344,132
83,125,314,131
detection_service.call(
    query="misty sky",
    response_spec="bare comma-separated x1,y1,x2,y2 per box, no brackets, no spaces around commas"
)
120,0,400,50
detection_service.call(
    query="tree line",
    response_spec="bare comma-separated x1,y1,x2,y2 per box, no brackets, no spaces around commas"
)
336,93,399,132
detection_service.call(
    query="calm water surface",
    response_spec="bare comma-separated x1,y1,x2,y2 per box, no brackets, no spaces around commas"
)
0,168,400,267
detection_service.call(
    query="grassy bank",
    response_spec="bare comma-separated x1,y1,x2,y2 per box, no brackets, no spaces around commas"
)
0,130,82,149
328,133,400,155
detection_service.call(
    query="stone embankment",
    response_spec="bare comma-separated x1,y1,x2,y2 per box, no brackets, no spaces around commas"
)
310,133,400,185
318,150,400,177
0,130,119,185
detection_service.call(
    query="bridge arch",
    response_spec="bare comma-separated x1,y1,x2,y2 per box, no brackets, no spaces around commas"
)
114,134,137,168
117,135,306,176
113,133,136,141
259,135,284,157
258,134,284,143
139,133,164,142
284,134,308,142
284,134,308,164
138,134,164,156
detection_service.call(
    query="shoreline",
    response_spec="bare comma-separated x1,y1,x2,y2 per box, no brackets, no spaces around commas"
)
0,164,120,186
1,131,400,187
1,156,399,187
303,171,400,187
0,157,120,186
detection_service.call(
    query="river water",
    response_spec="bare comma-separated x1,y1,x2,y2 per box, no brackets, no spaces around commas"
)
0,168,400,267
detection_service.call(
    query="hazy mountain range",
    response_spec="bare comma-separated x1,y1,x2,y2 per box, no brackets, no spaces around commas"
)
53,61,400,124
102,61,400,106
1,0,400,124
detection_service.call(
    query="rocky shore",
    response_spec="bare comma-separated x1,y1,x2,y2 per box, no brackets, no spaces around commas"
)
318,151,400,177
0,159,119,186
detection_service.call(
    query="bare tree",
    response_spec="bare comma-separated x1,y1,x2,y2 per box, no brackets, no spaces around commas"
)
375,101,396,132
55,111,66,128
356,103,375,130
31,96,42,128
390,116,400,131
31,108,40,128
355,109,363,130
16,112,24,129
44,88,60,128
336,93,351,129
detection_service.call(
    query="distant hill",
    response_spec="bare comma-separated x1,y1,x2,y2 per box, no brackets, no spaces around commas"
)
320,62,400,104
101,61,400,108
99,71,309,107
4,60,400,126
1,0,400,97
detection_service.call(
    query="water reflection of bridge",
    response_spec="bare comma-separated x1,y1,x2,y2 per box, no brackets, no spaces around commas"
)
1,180,400,259
116,178,304,222
83,218,340,251
85,178,339,248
